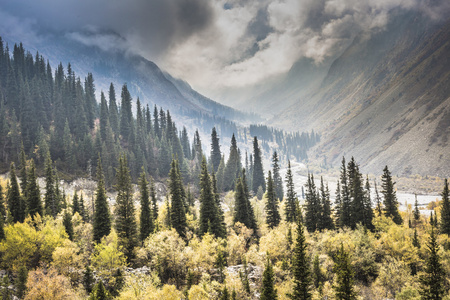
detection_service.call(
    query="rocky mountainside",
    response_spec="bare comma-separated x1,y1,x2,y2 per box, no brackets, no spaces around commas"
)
272,11,450,177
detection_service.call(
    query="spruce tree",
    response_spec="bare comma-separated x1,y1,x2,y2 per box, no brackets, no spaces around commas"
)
419,226,445,299
150,178,158,225
363,176,374,230
7,162,23,223
319,177,334,230
44,153,58,217
212,172,227,238
15,265,28,300
63,209,74,241
168,158,187,238
89,280,112,300
412,228,420,249
223,134,240,191
72,191,80,216
83,266,94,294
18,146,27,196
439,178,450,235
304,174,320,232
261,258,278,300
374,180,382,217
381,166,402,225
26,159,42,219
334,182,342,226
272,152,283,201
265,171,280,228
114,155,138,262
139,170,153,242
210,127,221,172
333,244,356,300
413,194,421,225
285,161,298,223
347,157,365,229
93,158,111,243
291,220,311,299
119,84,133,143
252,137,265,193
233,170,257,232
339,158,351,228
108,83,119,135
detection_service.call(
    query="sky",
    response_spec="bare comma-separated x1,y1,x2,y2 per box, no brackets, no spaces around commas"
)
0,0,448,98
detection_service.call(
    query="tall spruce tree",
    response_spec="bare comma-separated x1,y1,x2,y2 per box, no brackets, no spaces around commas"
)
272,152,283,201
18,146,27,196
319,177,334,230
347,158,365,229
419,226,445,299
252,137,265,193
93,158,111,243
291,219,311,299
265,171,280,228
285,161,298,223
115,155,138,262
0,185,5,220
381,166,402,225
199,157,225,238
339,158,351,228
119,84,133,143
108,83,119,135
72,191,80,216
374,181,382,217
261,258,278,300
26,159,42,218
439,179,450,235
168,158,187,238
139,170,153,242
7,162,23,223
333,244,356,300
223,134,240,191
234,171,257,232
363,176,374,230
304,174,320,232
150,178,158,225
63,209,74,241
413,194,421,225
210,127,221,173
44,153,58,217
334,182,342,226
212,172,227,238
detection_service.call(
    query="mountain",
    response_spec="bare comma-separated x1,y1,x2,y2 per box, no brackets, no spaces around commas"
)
271,11,450,177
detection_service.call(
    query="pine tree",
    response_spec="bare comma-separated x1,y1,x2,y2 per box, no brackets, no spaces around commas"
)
89,280,112,300
99,92,109,142
93,158,111,243
363,176,374,230
119,84,133,143
63,209,74,241
319,177,334,230
233,170,257,232
18,146,27,196
381,166,402,225
79,194,87,222
374,180,382,217
261,258,278,300
285,161,298,223
412,228,420,249
26,159,42,219
44,153,58,217
290,220,311,299
272,152,283,201
114,155,138,262
223,134,240,191
413,194,421,225
15,265,28,300
339,158,351,228
347,157,365,229
252,137,265,193
313,254,324,291
304,174,320,232
72,191,80,216
108,83,119,135
7,162,23,223
168,158,187,238
83,266,94,294
150,178,158,225
212,172,227,238
419,226,445,299
265,171,280,228
139,170,153,242
333,244,356,300
210,127,222,172
334,182,342,226
439,178,450,235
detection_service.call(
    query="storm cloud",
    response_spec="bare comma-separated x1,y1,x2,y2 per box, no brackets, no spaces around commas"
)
0,0,448,96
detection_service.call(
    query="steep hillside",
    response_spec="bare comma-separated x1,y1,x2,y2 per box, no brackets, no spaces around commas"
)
273,12,450,177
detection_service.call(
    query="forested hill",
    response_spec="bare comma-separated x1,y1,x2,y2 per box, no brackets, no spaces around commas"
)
0,37,319,184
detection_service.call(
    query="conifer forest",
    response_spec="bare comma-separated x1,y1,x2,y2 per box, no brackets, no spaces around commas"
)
0,12,449,300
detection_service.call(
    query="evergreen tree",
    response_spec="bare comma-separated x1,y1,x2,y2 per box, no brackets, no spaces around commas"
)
15,265,28,300
363,175,374,230
272,152,283,201
412,228,420,249
216,155,226,192
333,244,356,300
168,158,187,238
63,209,74,241
304,174,320,232
93,158,111,243
83,266,94,294
419,226,445,299
374,180,382,217
181,126,191,160
26,160,42,219
18,146,27,196
212,172,227,238
265,171,281,228
210,127,222,172
79,194,87,222
261,258,278,300
339,158,351,228
119,84,133,143
114,155,138,262
139,170,153,242
252,137,265,193
381,166,402,225
108,83,119,135
223,134,240,191
233,171,257,232
72,191,80,216
290,220,311,299
347,157,365,229
313,254,324,291
99,92,109,142
414,194,421,225
285,161,298,223
44,153,58,217
89,280,112,300
439,178,450,235
150,178,158,225
334,182,342,226
319,177,334,230
7,162,23,223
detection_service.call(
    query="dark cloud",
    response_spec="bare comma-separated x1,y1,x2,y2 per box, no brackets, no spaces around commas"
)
0,0,215,60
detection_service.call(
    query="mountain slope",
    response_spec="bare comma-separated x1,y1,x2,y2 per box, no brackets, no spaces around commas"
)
272,11,450,177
